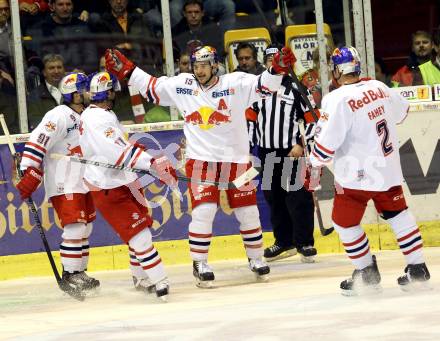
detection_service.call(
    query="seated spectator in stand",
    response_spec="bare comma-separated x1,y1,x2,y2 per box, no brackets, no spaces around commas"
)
391,30,432,87
130,0,163,38
92,0,154,51
175,52,191,74
172,0,223,56
170,0,235,31
0,56,18,133
19,0,49,35
28,53,65,130
375,56,392,87
300,46,336,108
32,0,96,71
71,0,110,23
418,30,440,85
233,42,265,75
0,0,11,61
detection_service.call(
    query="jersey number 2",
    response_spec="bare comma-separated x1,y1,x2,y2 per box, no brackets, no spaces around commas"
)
376,119,393,156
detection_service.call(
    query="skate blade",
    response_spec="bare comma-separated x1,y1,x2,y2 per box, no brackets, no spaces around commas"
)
341,284,383,297
195,279,214,288
265,249,297,262
399,281,433,293
300,255,316,263
255,274,269,282
158,294,169,302
83,286,101,297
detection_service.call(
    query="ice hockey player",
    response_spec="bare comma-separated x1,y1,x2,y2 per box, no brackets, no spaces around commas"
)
17,72,100,292
78,71,177,300
104,45,296,287
309,46,431,295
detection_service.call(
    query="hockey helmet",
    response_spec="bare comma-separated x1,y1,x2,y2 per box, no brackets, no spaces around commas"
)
190,46,218,66
331,46,361,75
88,71,119,101
59,72,88,103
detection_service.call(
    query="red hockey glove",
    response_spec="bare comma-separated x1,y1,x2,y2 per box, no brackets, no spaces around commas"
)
272,47,296,75
303,164,322,192
150,156,178,187
16,167,43,199
104,48,135,81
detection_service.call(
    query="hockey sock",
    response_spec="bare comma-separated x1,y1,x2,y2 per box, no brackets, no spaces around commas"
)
388,210,424,264
61,223,86,273
81,223,93,271
128,228,166,284
129,246,147,279
189,203,217,261
334,223,372,269
235,206,264,259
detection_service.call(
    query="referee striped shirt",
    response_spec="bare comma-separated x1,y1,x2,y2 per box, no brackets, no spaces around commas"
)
248,76,315,149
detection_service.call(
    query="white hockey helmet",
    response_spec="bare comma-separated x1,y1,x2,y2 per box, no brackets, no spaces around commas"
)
59,72,88,103
88,71,119,101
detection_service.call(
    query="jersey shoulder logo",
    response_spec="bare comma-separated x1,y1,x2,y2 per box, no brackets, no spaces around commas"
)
44,121,56,132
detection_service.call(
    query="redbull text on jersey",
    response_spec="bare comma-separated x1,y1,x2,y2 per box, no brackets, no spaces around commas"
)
347,88,389,112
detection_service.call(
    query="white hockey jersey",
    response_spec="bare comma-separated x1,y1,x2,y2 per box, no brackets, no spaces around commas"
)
310,79,409,191
79,105,153,189
20,105,88,198
129,67,283,163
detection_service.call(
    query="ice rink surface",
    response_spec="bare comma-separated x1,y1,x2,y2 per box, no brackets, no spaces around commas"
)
1,248,439,341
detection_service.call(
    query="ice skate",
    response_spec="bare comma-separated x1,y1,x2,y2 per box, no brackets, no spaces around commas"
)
249,258,270,281
132,276,155,294
298,246,317,263
154,278,170,302
77,271,100,290
398,263,431,292
264,244,297,262
62,271,93,292
193,261,215,288
340,255,382,296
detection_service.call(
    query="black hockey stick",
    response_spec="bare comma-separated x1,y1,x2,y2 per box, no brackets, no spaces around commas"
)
298,119,334,236
0,114,85,301
50,153,260,190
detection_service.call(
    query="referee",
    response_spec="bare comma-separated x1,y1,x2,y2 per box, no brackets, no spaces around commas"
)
247,44,317,263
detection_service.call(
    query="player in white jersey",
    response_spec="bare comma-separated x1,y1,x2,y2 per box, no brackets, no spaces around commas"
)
16,72,100,292
104,45,296,287
309,46,430,295
79,71,177,300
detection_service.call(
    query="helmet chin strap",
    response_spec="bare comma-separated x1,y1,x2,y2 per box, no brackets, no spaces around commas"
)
198,66,218,87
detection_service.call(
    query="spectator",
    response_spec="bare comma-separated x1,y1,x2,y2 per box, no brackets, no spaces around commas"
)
32,0,96,71
19,1,49,35
92,0,154,51
233,42,265,75
375,56,392,87
391,30,432,87
175,52,191,74
130,0,163,38
300,46,336,108
71,0,110,23
28,53,65,130
0,0,18,133
418,30,440,85
170,0,235,31
172,0,224,56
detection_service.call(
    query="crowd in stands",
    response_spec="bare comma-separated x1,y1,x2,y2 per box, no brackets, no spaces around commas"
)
1,0,440,134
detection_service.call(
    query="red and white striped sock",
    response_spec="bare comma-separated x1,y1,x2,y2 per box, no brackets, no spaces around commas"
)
334,223,372,269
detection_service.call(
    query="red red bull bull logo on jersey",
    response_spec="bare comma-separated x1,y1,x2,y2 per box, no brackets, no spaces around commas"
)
185,106,231,130
66,143,82,156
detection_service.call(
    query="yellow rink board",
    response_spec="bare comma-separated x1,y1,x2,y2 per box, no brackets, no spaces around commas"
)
1,220,439,281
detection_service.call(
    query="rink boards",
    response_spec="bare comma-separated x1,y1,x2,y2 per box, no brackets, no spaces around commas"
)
0,104,439,279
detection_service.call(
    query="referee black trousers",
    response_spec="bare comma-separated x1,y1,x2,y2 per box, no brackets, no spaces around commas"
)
258,147,315,248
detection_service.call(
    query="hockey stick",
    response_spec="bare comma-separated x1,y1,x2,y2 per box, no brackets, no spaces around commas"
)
298,119,334,236
0,114,85,301
50,153,260,190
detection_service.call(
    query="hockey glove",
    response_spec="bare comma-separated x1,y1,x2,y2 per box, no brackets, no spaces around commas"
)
150,156,178,187
272,47,296,75
104,48,136,81
16,167,43,199
303,164,322,192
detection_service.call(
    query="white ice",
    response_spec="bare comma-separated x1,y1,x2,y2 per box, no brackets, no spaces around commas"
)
1,248,439,341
